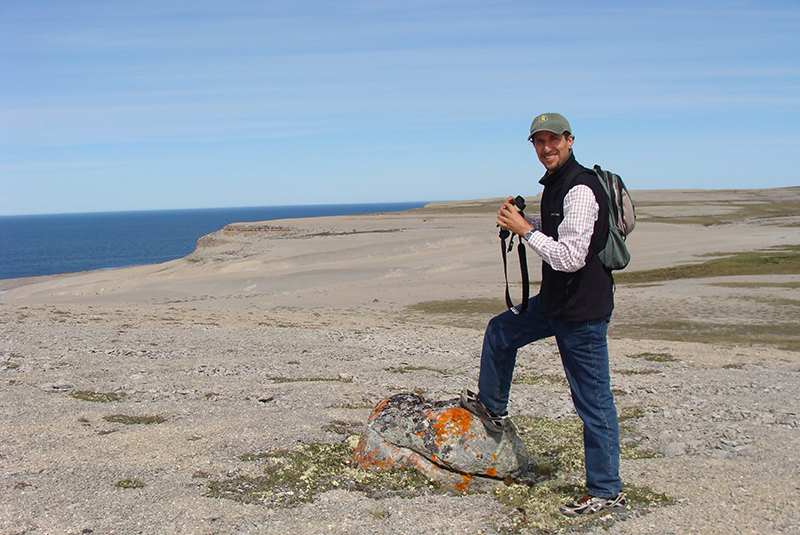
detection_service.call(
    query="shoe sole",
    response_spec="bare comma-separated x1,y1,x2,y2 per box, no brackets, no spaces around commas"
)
561,499,626,517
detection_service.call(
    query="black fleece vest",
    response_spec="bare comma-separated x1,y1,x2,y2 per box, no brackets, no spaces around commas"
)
538,152,614,322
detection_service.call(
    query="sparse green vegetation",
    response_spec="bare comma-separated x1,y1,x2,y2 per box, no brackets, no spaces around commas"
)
207,442,441,507
322,420,364,435
334,401,375,409
495,414,668,532
406,245,800,350
516,416,585,475
384,365,448,375
617,369,661,375
71,390,126,403
269,376,353,384
636,198,800,227
610,319,800,352
114,477,144,489
513,373,568,387
408,298,506,315
205,406,668,531
405,297,508,329
493,479,671,533
369,508,391,520
114,478,145,489
102,414,166,425
615,245,800,284
708,281,800,289
631,352,677,362
618,405,649,421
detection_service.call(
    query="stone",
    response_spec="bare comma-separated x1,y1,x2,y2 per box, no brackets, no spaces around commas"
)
40,382,74,393
663,442,687,457
354,392,529,490
657,429,675,448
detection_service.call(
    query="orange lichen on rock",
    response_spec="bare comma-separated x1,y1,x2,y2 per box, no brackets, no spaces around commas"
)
353,434,395,470
368,397,390,420
454,474,473,492
429,407,475,442
354,392,530,489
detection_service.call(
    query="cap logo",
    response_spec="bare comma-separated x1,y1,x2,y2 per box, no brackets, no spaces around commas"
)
539,115,548,122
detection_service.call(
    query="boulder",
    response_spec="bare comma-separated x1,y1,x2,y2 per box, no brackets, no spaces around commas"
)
354,392,529,490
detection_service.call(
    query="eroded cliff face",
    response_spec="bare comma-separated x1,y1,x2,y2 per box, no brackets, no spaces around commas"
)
188,223,308,263
188,219,409,264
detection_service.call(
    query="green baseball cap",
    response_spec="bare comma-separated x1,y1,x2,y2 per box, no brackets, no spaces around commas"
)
528,113,571,140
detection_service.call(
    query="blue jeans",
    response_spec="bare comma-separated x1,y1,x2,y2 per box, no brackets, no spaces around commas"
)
477,294,621,498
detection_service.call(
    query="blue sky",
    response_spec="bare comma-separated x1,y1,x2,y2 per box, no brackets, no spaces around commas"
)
1,1,798,215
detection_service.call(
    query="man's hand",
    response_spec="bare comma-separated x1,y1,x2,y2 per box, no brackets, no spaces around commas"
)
497,196,534,237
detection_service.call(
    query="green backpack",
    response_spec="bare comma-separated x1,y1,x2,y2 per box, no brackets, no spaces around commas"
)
593,165,636,270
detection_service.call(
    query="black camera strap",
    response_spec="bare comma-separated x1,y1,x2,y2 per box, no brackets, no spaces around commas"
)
500,230,529,315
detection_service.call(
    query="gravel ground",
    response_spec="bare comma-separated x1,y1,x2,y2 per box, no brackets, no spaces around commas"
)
3,189,799,533
2,304,799,534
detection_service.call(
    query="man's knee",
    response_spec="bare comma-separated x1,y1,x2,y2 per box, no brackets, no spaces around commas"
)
486,313,503,333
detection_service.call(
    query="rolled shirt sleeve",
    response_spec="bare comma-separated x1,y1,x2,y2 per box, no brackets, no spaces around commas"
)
526,184,599,273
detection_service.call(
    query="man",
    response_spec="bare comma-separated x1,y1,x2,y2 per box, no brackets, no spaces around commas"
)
460,113,625,517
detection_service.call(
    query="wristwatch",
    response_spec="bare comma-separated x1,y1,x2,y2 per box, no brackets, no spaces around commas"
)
524,230,536,242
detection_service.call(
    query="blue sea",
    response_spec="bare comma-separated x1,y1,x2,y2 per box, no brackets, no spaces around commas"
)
0,202,427,280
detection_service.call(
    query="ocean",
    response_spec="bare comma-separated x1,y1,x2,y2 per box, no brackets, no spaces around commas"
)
0,202,427,280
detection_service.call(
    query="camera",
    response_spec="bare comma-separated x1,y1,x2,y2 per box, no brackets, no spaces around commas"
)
498,195,526,239
509,195,526,216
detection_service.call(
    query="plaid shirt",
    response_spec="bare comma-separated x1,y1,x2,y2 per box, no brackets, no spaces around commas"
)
524,184,599,273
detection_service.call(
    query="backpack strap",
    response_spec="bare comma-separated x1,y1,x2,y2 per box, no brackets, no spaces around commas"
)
500,229,529,315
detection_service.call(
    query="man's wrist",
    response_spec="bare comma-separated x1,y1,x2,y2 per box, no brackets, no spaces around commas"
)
524,229,536,242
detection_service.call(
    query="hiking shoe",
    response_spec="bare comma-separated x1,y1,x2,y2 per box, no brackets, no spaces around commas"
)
459,388,508,433
561,493,626,517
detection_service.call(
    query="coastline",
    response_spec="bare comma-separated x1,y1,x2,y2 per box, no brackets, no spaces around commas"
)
0,201,429,280
2,188,799,533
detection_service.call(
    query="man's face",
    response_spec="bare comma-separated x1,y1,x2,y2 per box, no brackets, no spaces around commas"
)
532,131,574,172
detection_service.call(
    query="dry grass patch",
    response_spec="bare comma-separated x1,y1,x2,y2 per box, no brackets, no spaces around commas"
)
405,298,506,329
408,297,506,315
617,368,662,376
634,193,800,227
71,390,126,403
268,375,353,384
611,319,800,352
616,245,800,284
102,414,166,425
495,414,667,533
630,352,677,362
708,281,800,289
513,373,568,387
384,365,449,375
114,478,145,489
206,411,667,532
206,442,441,507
